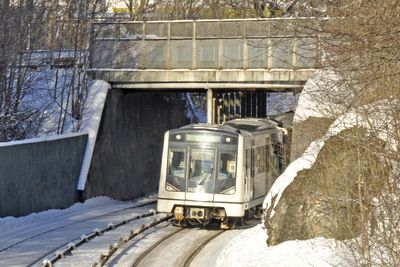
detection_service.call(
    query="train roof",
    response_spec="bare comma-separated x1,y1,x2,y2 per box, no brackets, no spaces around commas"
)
175,118,280,135
223,118,279,132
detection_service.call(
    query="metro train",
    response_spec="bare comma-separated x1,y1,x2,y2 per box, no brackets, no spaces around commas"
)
157,117,290,229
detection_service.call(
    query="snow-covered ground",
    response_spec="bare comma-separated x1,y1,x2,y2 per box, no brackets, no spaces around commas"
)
217,225,350,267
0,195,159,267
0,195,349,267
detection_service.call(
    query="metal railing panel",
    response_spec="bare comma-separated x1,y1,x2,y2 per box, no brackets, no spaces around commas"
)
171,40,193,69
196,39,219,69
90,18,320,71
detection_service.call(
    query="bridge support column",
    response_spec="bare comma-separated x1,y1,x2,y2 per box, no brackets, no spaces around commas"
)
207,88,214,124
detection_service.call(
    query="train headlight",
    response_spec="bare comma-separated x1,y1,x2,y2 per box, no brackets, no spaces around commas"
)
174,206,184,215
225,137,231,143
176,134,182,140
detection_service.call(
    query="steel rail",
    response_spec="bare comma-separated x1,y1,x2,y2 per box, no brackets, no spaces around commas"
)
38,211,166,267
96,215,174,267
183,230,225,267
130,227,185,267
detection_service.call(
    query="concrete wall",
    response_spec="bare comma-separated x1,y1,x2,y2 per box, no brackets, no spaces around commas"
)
85,90,189,200
0,134,88,217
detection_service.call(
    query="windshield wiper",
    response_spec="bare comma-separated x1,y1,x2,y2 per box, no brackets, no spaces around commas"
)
198,169,212,185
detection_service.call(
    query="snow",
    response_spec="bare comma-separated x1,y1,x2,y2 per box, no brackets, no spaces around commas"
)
264,98,396,220
0,195,348,267
217,224,350,267
0,195,158,267
0,78,110,191
77,80,110,190
267,92,299,116
0,132,87,148
0,195,154,232
294,70,341,122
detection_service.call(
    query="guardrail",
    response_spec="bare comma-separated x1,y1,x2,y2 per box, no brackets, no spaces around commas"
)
20,50,88,68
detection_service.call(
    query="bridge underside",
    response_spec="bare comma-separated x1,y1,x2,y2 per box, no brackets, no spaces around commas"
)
90,68,309,124
89,69,312,91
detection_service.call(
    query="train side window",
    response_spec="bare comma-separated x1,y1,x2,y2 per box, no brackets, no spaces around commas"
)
256,146,266,174
216,151,237,194
273,143,282,170
246,148,251,176
265,143,270,173
271,143,282,176
251,148,255,177
166,149,186,192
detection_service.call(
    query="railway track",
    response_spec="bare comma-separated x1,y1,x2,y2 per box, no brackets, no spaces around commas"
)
129,228,225,267
183,230,225,267
0,200,161,267
0,200,157,254
131,227,185,267
37,211,170,267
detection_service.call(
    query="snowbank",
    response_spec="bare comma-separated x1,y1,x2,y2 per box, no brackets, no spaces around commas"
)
217,224,349,267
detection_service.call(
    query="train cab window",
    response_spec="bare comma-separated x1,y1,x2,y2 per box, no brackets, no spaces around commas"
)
187,148,214,194
166,150,186,192
256,146,266,174
216,151,237,195
270,143,282,176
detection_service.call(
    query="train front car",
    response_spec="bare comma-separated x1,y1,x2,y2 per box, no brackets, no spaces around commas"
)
157,124,243,229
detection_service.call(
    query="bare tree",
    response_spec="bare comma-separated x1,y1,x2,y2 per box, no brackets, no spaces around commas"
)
0,0,102,141
302,0,400,265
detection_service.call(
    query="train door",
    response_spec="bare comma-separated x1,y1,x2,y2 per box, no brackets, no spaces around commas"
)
184,145,216,203
245,145,253,202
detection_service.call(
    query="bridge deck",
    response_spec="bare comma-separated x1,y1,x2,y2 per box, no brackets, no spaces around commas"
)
89,18,319,91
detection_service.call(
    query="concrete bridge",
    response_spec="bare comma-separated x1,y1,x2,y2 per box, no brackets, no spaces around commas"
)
89,18,320,122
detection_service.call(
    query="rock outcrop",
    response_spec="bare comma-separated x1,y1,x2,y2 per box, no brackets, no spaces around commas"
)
264,128,388,246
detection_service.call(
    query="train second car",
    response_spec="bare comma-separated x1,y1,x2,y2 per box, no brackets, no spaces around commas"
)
157,118,289,229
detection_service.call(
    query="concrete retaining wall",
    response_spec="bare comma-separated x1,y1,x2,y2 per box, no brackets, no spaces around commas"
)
0,134,88,217
85,90,189,200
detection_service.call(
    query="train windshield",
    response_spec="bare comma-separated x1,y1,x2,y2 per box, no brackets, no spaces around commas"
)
187,148,214,194
166,146,237,195
166,149,186,192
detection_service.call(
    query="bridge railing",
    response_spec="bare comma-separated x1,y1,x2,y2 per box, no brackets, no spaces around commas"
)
90,18,319,71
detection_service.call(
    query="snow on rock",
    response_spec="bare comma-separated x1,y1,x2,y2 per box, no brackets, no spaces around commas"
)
265,98,397,221
263,140,324,217
294,70,341,123
217,224,350,267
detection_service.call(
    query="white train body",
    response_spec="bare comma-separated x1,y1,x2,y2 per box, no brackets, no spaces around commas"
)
157,118,288,227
